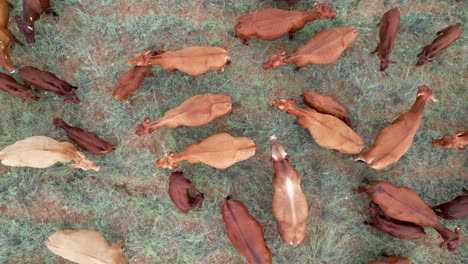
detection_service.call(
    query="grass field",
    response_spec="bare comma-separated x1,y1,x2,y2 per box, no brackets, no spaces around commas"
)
0,0,466,263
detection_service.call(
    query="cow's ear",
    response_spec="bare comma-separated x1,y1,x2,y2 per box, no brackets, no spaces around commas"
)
455,131,465,137
456,145,465,150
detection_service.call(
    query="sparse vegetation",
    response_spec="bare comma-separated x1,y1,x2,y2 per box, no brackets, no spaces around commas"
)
0,0,466,263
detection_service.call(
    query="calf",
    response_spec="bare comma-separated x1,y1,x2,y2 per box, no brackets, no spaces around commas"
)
111,66,153,103
370,7,400,71
15,0,58,43
128,46,231,76
432,131,467,150
18,66,80,104
0,72,39,101
433,191,468,219
365,201,426,239
53,118,115,156
168,171,204,213
234,2,337,44
416,23,462,66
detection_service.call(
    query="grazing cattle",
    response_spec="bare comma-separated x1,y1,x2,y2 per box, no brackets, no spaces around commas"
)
0,136,99,171
168,171,204,213
0,72,39,101
302,90,353,127
432,131,467,150
367,256,413,264
358,179,462,252
15,0,58,43
270,136,308,246
370,7,400,71
416,23,462,66
366,201,427,239
272,98,364,154
111,66,153,102
222,196,272,264
263,26,357,70
18,66,80,104
155,133,256,170
128,46,231,76
53,118,115,156
234,2,337,44
135,94,232,136
355,85,439,170
433,191,468,219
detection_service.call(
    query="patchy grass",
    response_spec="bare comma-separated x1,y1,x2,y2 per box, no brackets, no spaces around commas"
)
0,0,466,263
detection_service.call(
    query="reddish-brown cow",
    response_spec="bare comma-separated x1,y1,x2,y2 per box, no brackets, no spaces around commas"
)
370,7,400,71
416,23,462,66
366,202,427,239
18,66,80,104
15,0,58,43
0,72,39,101
168,171,204,213
53,118,115,156
234,2,337,44
111,66,154,103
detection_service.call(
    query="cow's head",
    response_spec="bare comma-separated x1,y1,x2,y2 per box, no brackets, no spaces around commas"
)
432,131,466,150
313,2,337,19
134,117,152,136
263,51,288,70
15,16,35,43
128,49,165,66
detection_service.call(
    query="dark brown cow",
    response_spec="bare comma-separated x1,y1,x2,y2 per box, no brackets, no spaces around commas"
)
0,72,39,101
370,7,400,71
433,191,468,219
18,66,80,104
234,2,337,44
15,0,58,43
111,66,154,103
168,171,204,213
53,118,115,156
366,202,427,239
416,23,462,66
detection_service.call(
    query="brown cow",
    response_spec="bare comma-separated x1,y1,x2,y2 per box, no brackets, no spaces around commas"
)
128,46,231,76
0,72,39,101
15,0,58,43
302,90,353,127
263,26,357,70
370,7,400,71
222,196,272,264
416,23,462,66
355,85,439,170
234,2,337,44
432,131,467,150
270,136,308,246
168,171,204,213
365,201,427,239
433,191,468,219
111,66,154,103
18,66,80,104
53,118,115,156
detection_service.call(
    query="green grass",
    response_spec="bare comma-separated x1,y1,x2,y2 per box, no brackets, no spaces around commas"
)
0,0,467,263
